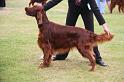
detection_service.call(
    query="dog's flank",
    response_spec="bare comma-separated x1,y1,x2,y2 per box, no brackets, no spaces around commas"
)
25,5,113,71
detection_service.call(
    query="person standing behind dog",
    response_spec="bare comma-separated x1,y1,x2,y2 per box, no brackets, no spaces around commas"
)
96,0,111,13
37,0,111,66
106,0,111,13
95,0,106,14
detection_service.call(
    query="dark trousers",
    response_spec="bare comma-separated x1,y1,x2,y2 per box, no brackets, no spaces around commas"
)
55,7,102,61
0,0,6,7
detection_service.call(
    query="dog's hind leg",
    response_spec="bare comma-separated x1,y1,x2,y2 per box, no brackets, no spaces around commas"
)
77,45,96,71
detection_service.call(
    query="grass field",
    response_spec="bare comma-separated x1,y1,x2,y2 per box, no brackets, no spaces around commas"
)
0,0,124,82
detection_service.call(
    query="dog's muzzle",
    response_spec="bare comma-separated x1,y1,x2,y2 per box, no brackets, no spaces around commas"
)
25,7,37,16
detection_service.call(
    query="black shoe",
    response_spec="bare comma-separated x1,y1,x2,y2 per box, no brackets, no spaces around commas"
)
52,52,68,61
96,60,108,67
52,57,66,61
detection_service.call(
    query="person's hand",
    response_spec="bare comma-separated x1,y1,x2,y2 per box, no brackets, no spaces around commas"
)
102,23,111,35
75,0,81,5
34,3,44,9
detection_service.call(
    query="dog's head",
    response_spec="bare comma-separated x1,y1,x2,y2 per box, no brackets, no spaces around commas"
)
25,4,44,24
25,4,43,16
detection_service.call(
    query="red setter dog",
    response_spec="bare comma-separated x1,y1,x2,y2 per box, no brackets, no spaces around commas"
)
25,4,113,71
110,0,124,13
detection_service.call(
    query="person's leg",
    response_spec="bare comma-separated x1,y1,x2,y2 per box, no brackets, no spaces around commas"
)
0,0,6,7
106,0,111,12
100,0,106,14
81,10,107,66
95,0,101,13
53,8,80,60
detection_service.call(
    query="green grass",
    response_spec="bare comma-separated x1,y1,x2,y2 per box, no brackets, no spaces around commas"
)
0,0,124,82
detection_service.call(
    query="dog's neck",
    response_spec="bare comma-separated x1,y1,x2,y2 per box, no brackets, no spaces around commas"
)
36,10,49,27
41,11,49,24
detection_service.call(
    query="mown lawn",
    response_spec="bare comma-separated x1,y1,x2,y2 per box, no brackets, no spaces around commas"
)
0,0,124,82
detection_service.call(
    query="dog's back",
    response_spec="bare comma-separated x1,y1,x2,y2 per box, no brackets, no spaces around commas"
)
38,21,113,50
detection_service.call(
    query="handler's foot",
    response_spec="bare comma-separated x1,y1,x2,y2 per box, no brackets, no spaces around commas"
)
52,56,66,61
52,52,68,61
96,60,108,67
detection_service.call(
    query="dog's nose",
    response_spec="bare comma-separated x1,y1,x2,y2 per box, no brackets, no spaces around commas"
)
25,7,28,11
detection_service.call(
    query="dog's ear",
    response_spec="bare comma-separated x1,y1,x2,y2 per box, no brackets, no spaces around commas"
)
37,11,43,25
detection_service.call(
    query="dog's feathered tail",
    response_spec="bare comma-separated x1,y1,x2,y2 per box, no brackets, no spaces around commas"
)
95,33,114,43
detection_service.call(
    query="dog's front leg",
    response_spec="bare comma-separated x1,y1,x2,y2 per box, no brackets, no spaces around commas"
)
39,44,53,68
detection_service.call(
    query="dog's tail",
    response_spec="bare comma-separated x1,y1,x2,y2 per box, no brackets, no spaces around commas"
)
95,33,114,43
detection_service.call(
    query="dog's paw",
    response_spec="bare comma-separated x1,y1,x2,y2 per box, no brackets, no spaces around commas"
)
38,64,43,69
89,68,95,72
38,63,49,69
